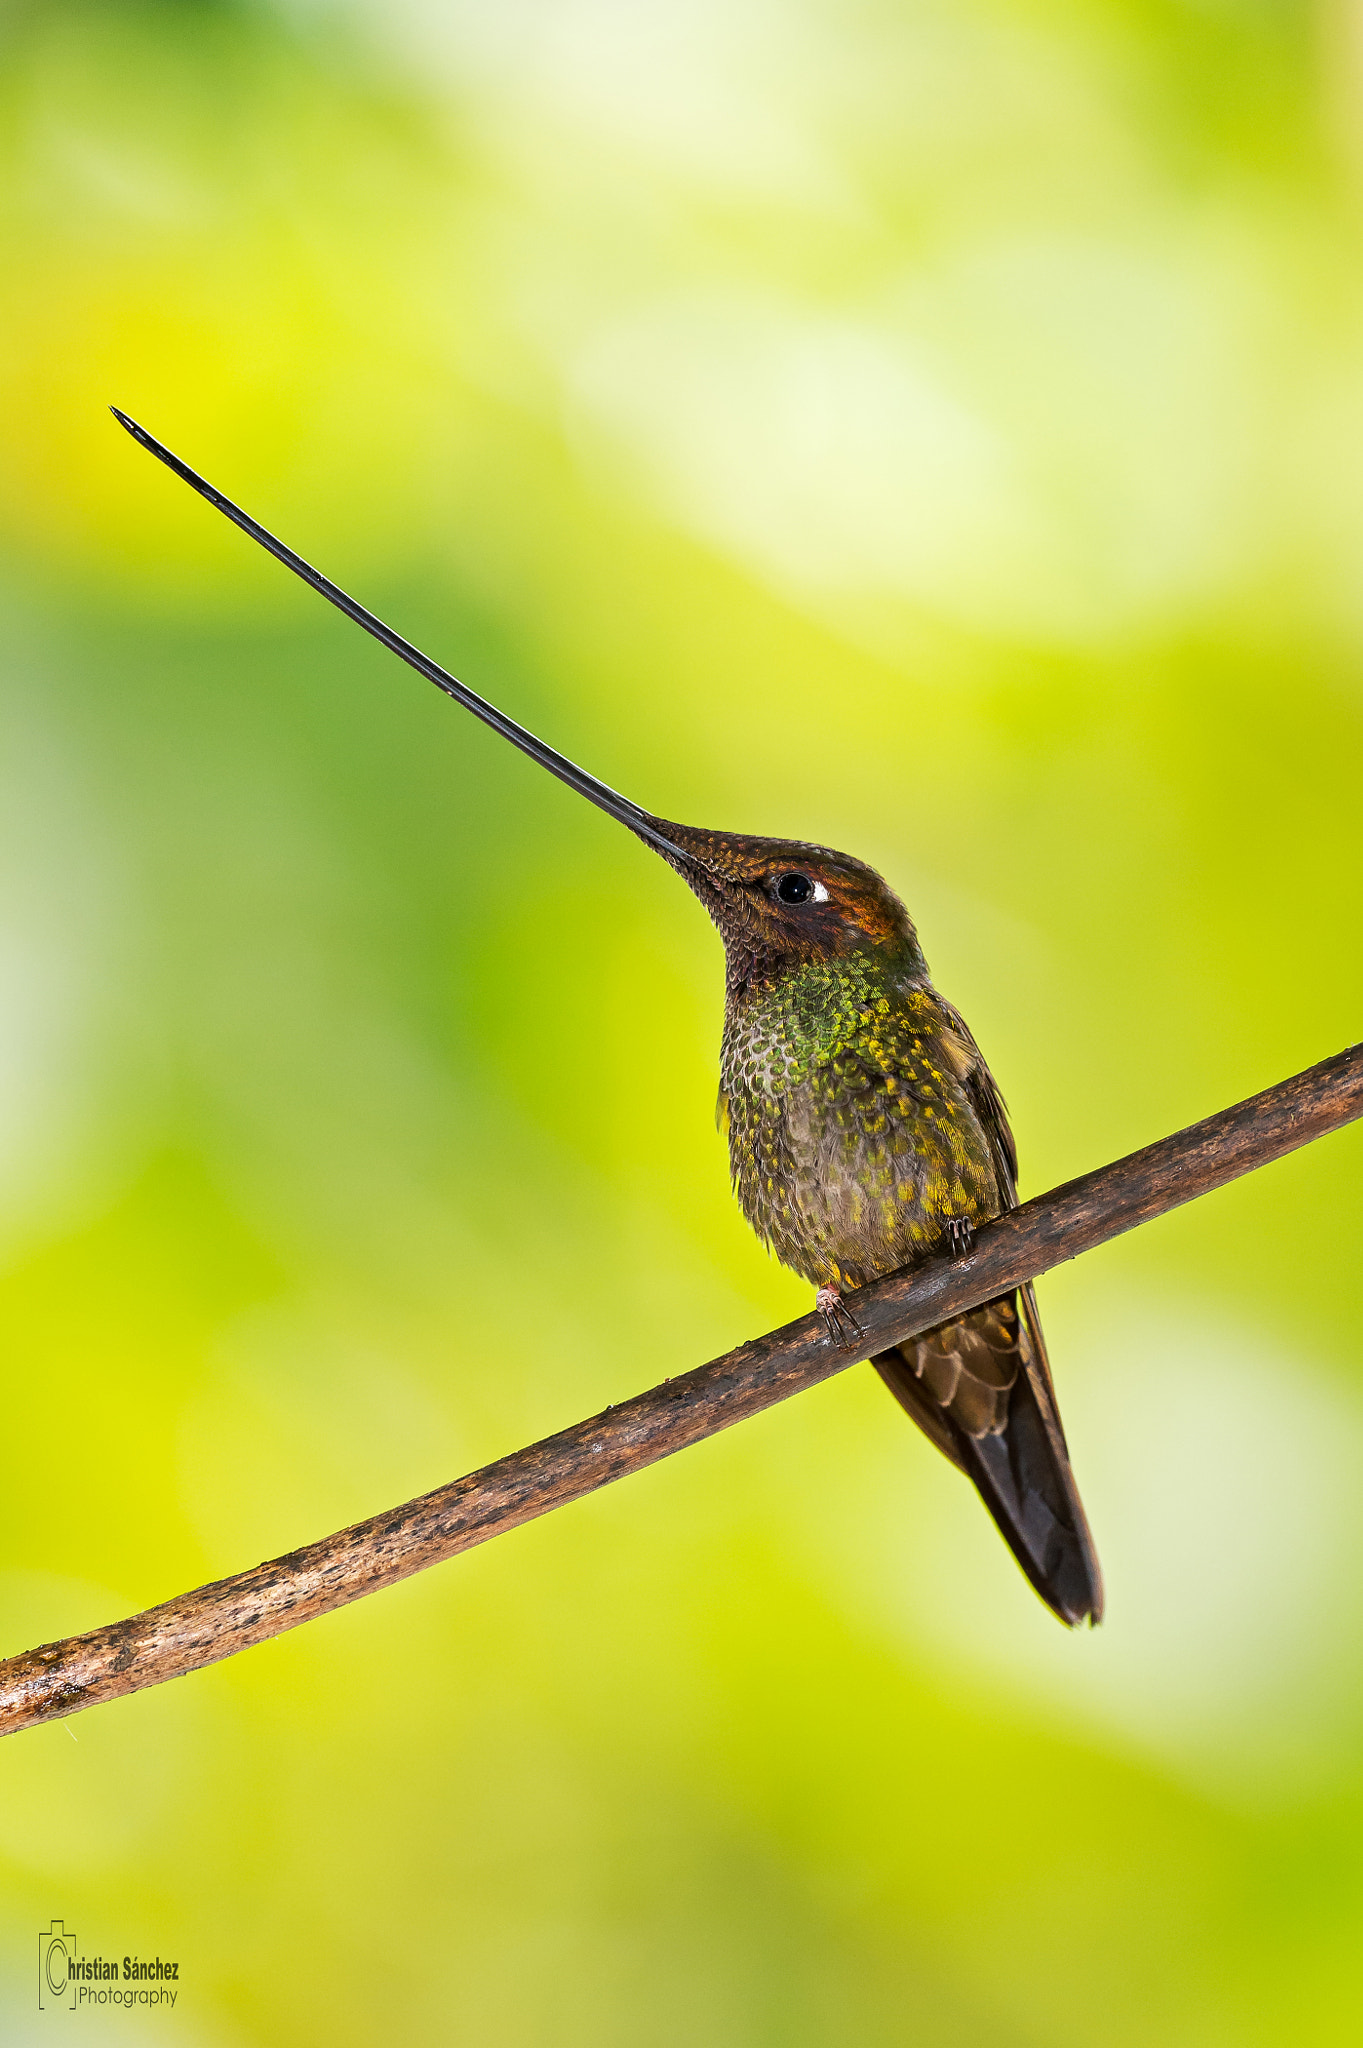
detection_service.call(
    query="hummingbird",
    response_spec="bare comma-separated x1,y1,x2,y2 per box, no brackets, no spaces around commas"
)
111,409,1104,1628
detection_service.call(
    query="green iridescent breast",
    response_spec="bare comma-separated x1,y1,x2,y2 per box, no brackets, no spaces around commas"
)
719,953,1002,1291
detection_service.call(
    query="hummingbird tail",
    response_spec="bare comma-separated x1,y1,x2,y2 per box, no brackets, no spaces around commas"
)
872,1287,1104,1627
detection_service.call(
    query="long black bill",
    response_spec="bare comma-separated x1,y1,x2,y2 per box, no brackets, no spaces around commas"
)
110,409,692,865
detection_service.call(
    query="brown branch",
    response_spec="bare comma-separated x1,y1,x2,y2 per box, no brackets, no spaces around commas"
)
3,1045,1360,1737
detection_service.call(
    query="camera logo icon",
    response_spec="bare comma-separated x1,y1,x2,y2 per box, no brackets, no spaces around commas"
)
38,1922,77,2010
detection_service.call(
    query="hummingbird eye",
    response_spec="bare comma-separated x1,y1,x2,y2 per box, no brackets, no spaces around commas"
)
774,872,828,906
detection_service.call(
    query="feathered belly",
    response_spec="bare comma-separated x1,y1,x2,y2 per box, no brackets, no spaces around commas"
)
726,1075,1001,1292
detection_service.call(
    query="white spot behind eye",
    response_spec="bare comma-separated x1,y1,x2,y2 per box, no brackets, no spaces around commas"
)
811,880,830,903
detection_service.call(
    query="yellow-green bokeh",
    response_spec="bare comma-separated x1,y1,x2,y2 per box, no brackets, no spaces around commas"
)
3,1,1363,2040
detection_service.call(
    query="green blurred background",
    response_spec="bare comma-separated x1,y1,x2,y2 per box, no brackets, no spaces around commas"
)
2,0,1363,2040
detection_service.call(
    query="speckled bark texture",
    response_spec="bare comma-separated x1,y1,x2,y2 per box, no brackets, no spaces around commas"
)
0,1044,1358,1737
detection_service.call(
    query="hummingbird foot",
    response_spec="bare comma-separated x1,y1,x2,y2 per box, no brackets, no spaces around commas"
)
944,1216,976,1259
816,1286,864,1350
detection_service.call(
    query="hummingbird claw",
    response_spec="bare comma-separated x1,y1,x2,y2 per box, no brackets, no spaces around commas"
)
945,1215,976,1258
817,1286,864,1350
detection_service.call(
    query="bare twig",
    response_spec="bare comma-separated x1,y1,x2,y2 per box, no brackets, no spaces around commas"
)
2,1046,1360,1737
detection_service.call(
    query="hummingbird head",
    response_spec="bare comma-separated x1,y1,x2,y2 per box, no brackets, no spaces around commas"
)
652,821,928,990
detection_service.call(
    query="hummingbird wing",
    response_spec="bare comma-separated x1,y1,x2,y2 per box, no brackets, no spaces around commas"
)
872,996,1105,1627
934,1002,1071,1434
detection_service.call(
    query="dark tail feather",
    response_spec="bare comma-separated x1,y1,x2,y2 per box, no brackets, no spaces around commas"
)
873,1289,1103,1628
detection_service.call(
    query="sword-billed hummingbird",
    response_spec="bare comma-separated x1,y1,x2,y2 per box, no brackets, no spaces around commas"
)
111,409,1103,1628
